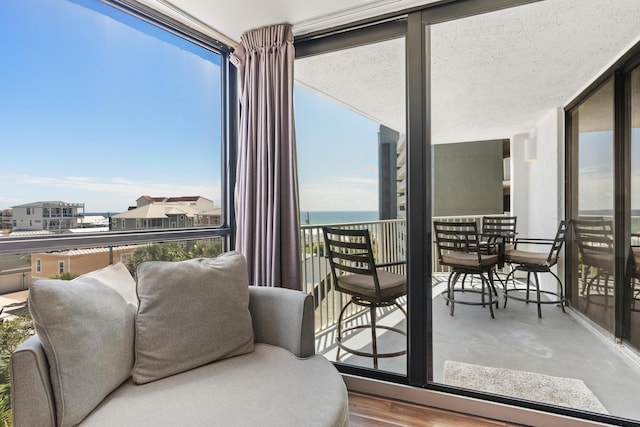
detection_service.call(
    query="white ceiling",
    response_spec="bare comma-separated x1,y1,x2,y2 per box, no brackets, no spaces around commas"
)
139,0,441,45
295,0,640,143
140,0,640,145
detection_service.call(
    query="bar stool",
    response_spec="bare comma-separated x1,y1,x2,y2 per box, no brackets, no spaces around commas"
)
503,221,568,318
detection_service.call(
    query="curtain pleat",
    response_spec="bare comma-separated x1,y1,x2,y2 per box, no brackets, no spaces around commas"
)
231,24,301,289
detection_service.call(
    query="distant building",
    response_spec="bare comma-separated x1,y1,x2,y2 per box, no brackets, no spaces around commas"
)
12,201,85,231
31,245,141,281
110,196,221,231
78,215,109,228
0,209,12,230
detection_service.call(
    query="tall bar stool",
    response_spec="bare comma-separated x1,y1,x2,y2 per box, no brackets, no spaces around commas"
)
434,221,500,318
322,226,406,369
503,221,568,318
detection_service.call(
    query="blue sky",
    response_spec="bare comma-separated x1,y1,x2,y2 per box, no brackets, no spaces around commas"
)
0,0,380,214
294,87,379,212
579,128,640,212
0,0,222,213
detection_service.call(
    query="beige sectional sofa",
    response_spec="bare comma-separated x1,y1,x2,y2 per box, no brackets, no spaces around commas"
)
11,252,349,426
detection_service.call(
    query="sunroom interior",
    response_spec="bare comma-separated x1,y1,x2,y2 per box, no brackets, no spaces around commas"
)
3,0,640,426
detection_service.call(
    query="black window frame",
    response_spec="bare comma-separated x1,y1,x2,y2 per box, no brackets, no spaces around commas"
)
565,41,640,349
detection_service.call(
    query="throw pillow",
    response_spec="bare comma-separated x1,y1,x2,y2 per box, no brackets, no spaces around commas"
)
28,262,137,427
132,251,254,384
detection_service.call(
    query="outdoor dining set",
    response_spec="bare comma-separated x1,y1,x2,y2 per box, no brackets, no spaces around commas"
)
433,216,568,319
320,216,631,367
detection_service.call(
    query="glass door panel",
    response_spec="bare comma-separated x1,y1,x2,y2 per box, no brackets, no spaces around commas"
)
629,66,640,349
428,2,633,418
294,36,407,374
570,78,615,333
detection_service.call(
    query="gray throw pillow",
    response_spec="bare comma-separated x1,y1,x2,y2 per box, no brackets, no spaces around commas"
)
28,262,137,427
132,251,254,384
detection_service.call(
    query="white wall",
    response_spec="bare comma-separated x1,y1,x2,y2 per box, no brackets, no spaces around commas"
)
511,107,565,293
512,107,564,239
511,132,529,237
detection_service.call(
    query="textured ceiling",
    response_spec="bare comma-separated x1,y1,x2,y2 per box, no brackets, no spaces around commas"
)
296,0,640,144
295,38,406,132
138,0,441,45
139,0,640,144
429,0,640,143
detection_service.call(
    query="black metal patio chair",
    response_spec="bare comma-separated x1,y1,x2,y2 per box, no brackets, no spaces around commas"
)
572,218,614,300
322,226,406,369
503,220,568,318
433,221,500,318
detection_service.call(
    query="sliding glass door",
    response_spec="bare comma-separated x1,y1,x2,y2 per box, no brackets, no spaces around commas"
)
627,65,640,349
294,33,408,375
565,36,640,426
294,0,640,424
429,2,639,423
568,78,615,333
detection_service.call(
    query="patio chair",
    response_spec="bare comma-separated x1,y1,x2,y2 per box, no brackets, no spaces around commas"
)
433,221,500,318
503,221,568,318
628,245,640,313
322,226,407,369
480,215,518,296
481,215,517,250
572,218,614,299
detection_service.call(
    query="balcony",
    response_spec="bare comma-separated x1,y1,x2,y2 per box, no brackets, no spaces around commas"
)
302,218,640,422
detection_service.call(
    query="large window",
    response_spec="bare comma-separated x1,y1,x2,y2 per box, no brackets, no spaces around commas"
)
0,4,232,413
568,78,615,332
0,4,234,422
295,35,407,374
0,0,231,251
0,0,226,240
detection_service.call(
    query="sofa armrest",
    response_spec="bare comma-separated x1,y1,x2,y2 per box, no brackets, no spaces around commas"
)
248,286,315,358
11,335,56,427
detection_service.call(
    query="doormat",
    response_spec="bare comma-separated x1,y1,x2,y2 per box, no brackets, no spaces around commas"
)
443,361,608,414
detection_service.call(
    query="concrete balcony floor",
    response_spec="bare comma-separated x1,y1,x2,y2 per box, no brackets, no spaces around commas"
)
316,274,640,422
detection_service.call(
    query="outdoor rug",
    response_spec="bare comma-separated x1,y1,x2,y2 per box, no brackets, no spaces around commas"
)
443,361,608,414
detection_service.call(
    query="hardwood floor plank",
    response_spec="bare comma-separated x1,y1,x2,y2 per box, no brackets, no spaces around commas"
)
349,413,403,427
348,392,524,427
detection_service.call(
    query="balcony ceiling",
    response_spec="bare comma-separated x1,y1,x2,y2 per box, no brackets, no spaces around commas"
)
138,0,442,44
142,0,640,144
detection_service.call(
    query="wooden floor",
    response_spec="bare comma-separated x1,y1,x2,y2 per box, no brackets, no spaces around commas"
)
348,392,525,427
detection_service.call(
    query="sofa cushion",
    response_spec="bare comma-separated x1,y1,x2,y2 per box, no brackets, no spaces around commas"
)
81,344,349,427
133,251,254,384
28,263,137,427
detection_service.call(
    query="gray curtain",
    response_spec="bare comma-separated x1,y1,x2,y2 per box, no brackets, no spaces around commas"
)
230,24,302,290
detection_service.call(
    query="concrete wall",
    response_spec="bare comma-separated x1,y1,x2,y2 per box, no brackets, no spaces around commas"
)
511,107,565,292
516,107,564,238
0,271,31,294
379,125,399,220
433,140,504,217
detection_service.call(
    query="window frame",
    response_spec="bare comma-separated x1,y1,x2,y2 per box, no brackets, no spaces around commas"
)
565,41,640,345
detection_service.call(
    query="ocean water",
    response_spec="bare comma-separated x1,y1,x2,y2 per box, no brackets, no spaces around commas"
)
300,211,377,225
